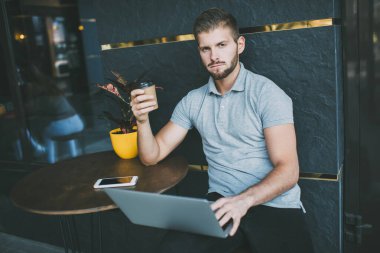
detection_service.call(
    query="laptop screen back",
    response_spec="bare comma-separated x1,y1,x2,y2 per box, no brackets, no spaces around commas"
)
104,188,231,238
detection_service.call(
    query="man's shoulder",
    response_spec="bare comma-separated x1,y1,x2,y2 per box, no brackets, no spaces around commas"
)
245,71,287,97
180,83,209,105
176,83,208,110
186,83,209,97
246,71,276,87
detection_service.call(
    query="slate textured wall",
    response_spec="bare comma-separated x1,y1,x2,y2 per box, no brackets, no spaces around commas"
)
94,0,340,44
89,0,343,252
242,26,343,174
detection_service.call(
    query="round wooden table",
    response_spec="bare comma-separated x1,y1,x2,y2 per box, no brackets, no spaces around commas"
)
10,151,188,252
11,151,188,215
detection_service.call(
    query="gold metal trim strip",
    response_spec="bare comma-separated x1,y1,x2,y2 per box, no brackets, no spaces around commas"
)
101,34,195,51
300,165,343,182
240,18,333,34
189,164,342,182
86,54,101,59
299,173,337,181
80,18,96,23
101,18,334,51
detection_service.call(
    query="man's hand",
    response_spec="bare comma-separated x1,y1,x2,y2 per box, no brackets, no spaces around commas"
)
210,195,252,236
130,89,157,124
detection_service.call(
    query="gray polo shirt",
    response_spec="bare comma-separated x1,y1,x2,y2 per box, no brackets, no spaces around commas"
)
171,63,302,209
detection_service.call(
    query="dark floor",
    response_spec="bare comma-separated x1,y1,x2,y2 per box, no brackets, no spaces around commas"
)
0,232,64,253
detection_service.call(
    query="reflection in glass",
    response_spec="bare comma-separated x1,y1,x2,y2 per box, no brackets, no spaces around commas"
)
1,2,111,164
0,44,21,161
23,65,84,163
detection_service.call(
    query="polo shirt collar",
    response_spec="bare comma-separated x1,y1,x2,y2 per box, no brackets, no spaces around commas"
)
208,62,247,95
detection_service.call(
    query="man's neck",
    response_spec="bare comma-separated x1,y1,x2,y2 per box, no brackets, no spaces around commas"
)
214,63,241,95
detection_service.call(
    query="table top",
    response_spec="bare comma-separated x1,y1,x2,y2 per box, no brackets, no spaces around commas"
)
11,151,188,215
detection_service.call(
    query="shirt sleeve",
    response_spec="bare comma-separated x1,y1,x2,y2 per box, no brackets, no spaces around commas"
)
170,94,193,130
259,81,294,129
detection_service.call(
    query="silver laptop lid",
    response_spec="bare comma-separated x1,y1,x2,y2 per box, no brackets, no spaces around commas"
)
104,188,231,238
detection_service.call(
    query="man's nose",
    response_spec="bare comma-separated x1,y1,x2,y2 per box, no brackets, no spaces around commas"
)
210,49,219,62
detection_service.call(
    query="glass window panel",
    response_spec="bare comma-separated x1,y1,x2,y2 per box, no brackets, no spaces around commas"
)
1,0,112,164
0,43,22,161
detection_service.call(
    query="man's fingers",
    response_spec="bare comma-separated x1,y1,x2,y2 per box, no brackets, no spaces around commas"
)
214,205,229,220
134,106,156,116
134,101,157,110
210,196,246,237
136,94,154,102
130,89,145,97
229,219,240,236
218,213,232,227
210,197,227,211
133,94,154,104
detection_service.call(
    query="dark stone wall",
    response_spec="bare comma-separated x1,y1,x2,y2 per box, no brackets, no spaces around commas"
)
100,26,343,174
242,26,343,174
101,40,208,163
94,0,340,44
299,179,342,253
90,1,344,252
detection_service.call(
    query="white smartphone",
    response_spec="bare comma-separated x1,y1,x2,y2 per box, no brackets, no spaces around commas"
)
93,176,138,189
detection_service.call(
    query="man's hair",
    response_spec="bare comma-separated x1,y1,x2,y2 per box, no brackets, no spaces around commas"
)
193,8,239,42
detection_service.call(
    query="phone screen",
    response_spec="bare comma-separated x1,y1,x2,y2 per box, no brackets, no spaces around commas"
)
99,176,134,185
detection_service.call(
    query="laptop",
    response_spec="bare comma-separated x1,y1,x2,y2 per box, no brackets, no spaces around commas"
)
104,188,232,238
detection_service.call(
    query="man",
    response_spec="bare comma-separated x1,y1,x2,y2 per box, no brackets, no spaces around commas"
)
130,7,314,253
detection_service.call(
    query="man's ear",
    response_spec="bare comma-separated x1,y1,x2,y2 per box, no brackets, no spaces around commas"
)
237,36,245,54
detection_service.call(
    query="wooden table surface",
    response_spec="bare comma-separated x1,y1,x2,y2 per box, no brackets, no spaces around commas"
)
11,151,188,215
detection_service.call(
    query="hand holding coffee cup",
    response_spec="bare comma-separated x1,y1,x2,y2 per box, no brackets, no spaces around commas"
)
131,82,158,124
138,81,158,110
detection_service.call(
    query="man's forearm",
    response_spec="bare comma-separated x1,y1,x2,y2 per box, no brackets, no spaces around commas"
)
136,119,160,165
240,164,299,208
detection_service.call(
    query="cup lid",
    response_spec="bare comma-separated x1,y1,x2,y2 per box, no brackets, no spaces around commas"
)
135,81,154,89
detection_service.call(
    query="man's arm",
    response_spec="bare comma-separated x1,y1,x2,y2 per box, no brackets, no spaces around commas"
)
211,123,299,236
137,120,188,165
131,89,189,165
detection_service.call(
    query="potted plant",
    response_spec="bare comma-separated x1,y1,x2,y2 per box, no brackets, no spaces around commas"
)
97,70,152,159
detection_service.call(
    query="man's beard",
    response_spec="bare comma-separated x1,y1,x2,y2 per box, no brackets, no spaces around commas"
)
208,53,239,80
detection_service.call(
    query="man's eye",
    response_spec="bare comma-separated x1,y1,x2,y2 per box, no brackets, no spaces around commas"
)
201,48,209,52
219,43,225,47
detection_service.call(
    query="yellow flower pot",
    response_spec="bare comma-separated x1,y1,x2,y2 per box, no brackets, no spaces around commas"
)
109,128,138,159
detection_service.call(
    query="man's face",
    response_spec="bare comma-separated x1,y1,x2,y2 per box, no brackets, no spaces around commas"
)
197,26,244,80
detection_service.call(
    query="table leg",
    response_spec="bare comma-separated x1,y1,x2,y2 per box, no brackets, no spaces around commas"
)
98,212,103,253
59,216,82,253
90,214,94,253
68,216,81,252
90,212,103,253
59,217,69,253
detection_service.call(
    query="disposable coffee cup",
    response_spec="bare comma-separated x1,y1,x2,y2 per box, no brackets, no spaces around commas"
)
137,81,158,110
